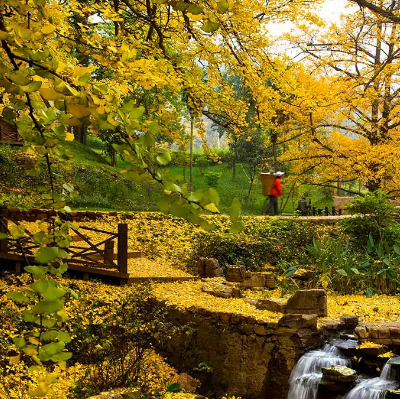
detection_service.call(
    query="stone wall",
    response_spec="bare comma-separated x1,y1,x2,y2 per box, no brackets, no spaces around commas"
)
160,303,347,399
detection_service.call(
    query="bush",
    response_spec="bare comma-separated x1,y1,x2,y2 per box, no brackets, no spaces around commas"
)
204,171,221,187
187,218,328,272
195,155,211,175
69,284,178,398
341,190,400,247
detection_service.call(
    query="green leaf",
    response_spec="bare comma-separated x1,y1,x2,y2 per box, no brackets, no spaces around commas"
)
21,81,42,93
230,220,245,234
394,244,400,255
35,247,59,264
78,73,91,85
202,19,220,33
7,292,29,303
35,300,63,314
0,232,7,239
229,198,241,222
200,219,216,231
365,286,376,298
164,181,182,193
336,269,348,276
167,382,181,393
25,266,47,276
156,151,172,165
148,121,161,135
40,318,57,328
350,267,360,275
52,351,72,361
143,131,155,147
43,287,66,301
217,0,229,13
13,336,26,349
204,203,219,213
30,279,49,294
41,331,59,342
57,331,71,343
187,4,203,14
130,106,145,119
367,233,374,252
172,1,188,11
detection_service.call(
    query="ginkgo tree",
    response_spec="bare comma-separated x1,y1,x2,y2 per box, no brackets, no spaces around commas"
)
0,0,325,396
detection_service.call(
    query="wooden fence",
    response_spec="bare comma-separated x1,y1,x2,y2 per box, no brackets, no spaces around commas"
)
0,206,132,283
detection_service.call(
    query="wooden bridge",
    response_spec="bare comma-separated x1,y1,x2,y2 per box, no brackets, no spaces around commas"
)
0,206,139,284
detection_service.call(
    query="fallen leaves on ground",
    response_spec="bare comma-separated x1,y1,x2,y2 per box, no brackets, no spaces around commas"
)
153,280,282,322
128,258,194,278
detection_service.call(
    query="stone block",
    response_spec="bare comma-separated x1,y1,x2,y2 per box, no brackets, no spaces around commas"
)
196,257,224,278
202,284,233,298
354,326,368,339
277,314,317,330
340,315,359,329
226,266,250,282
286,289,327,317
254,299,286,314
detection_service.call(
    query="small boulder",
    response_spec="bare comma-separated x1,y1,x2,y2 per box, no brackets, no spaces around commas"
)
177,373,200,393
196,258,224,278
286,289,327,317
225,266,250,282
319,366,357,395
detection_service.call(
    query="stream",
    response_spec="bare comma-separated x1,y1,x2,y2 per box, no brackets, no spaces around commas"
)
287,339,400,399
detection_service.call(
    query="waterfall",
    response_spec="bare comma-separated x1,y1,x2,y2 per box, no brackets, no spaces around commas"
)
287,344,350,399
344,357,400,399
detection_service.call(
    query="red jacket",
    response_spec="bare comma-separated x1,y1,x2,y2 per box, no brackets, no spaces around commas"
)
270,178,283,197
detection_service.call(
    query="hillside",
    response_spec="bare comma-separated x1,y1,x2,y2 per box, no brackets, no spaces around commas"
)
0,138,333,215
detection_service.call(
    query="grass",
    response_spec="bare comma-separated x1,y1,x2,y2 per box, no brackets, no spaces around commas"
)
1,139,335,215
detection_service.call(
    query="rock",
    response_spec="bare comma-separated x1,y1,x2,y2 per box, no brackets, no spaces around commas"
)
202,283,234,298
387,391,400,398
286,289,327,317
292,268,314,281
196,258,224,278
355,322,400,345
356,344,387,357
226,266,250,282
278,314,318,331
177,373,200,393
321,365,357,382
244,272,277,288
253,298,286,313
340,315,359,329
318,366,357,397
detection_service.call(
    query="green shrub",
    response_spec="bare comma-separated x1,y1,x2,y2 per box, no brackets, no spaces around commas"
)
195,155,211,175
204,171,221,187
341,190,400,247
69,284,177,398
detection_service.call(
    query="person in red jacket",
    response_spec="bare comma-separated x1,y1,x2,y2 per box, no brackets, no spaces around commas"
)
263,172,284,215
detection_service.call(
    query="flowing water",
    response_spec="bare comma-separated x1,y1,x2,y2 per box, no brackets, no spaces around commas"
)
288,341,400,399
344,357,400,399
287,343,350,399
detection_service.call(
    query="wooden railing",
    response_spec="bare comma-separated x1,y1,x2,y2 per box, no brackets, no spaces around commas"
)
0,206,130,279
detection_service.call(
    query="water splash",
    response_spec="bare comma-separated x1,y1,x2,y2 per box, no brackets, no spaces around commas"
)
287,344,350,399
344,357,400,399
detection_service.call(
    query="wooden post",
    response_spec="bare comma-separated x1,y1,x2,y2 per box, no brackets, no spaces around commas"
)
104,239,114,265
117,223,128,274
0,205,8,254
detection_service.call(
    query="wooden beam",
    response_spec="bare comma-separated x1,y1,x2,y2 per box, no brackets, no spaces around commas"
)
117,223,128,274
